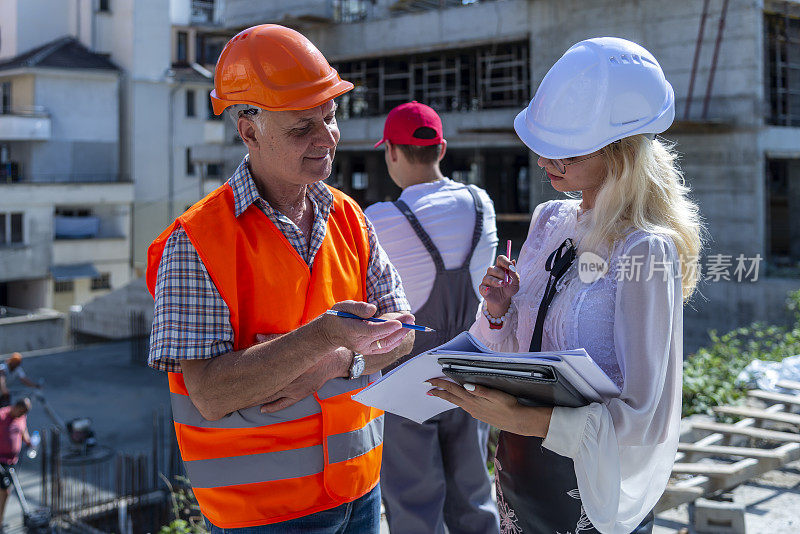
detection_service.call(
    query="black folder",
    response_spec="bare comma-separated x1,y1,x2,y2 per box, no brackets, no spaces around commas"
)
438,357,589,408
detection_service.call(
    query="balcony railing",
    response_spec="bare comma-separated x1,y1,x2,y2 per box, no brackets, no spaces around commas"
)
54,216,101,239
0,106,51,141
0,306,37,320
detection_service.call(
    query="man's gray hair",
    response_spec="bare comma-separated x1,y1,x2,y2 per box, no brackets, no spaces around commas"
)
226,104,267,135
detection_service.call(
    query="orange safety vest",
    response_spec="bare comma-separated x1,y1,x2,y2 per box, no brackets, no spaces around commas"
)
146,182,384,528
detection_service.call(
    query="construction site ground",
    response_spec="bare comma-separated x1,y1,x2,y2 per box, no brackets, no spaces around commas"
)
2,341,798,533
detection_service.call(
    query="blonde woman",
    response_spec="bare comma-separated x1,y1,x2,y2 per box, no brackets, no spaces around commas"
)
428,38,702,534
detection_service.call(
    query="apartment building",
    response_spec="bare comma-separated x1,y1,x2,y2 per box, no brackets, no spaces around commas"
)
203,0,800,351
0,0,239,321
0,22,132,315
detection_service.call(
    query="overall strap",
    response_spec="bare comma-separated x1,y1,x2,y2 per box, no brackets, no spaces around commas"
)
393,199,446,273
529,238,576,352
461,185,485,270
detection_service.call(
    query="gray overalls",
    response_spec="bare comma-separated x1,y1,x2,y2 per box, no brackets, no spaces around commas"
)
380,185,500,534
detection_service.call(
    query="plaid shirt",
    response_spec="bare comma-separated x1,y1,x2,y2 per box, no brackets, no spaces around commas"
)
148,156,409,372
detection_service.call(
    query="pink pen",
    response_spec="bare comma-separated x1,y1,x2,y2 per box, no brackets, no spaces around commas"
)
505,239,512,283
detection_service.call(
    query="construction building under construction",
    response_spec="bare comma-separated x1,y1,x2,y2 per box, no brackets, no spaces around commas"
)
3,0,794,352
188,0,799,351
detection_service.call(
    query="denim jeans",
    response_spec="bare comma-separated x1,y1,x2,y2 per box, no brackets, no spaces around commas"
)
205,485,381,534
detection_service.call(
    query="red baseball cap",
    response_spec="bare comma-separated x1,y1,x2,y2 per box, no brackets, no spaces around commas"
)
374,101,444,148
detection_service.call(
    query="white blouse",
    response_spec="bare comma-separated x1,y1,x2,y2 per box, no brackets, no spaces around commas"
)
471,199,683,534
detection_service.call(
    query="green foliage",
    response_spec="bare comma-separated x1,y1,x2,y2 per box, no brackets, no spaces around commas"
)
682,288,800,417
160,519,205,534
159,475,206,534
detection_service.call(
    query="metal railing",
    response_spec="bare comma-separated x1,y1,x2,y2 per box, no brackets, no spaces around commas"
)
0,105,49,118
0,305,36,320
40,410,183,533
1,173,131,184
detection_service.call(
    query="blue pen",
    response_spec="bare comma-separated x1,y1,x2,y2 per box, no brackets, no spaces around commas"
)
325,310,435,332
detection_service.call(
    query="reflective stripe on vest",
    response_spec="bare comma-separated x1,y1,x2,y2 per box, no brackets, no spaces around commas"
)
148,183,382,528
183,414,384,489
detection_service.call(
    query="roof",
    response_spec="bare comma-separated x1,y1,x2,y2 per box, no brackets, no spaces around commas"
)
0,36,119,73
171,63,213,83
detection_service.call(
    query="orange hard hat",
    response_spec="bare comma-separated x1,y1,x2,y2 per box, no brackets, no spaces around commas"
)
209,24,353,115
8,353,22,366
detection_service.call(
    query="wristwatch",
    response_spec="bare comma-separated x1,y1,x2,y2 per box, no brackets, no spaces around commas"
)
349,351,366,380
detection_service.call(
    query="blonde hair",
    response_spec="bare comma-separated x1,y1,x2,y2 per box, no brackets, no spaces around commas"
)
580,135,703,301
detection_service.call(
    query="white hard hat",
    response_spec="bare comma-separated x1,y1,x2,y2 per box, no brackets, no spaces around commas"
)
514,37,675,159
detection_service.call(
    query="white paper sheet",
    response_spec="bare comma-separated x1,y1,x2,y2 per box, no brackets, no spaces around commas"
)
353,332,620,423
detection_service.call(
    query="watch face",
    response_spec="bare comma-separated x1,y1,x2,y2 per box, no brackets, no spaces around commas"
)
351,355,365,378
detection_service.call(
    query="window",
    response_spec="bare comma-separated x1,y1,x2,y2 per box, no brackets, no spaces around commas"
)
0,82,10,114
0,162,17,183
176,32,188,65
186,148,195,176
766,10,800,126
766,158,800,271
0,212,23,245
54,280,74,293
191,0,215,24
352,172,368,190
207,163,222,177
55,208,91,217
91,273,111,291
186,89,196,117
195,33,227,66
333,0,370,23
10,213,22,243
97,0,110,12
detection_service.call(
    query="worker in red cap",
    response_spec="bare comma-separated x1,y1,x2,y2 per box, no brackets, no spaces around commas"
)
146,24,414,531
0,353,41,408
367,101,500,533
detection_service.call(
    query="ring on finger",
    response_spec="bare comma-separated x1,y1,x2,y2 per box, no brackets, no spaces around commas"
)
376,339,382,349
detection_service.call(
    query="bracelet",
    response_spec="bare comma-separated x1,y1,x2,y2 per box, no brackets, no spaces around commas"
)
482,301,510,326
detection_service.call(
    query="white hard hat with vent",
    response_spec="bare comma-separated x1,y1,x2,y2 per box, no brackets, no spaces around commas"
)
514,37,675,159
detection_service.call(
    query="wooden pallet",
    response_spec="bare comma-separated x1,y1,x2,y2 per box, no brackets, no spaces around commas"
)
656,388,800,512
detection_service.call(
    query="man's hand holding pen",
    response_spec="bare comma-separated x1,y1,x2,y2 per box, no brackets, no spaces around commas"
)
320,301,414,356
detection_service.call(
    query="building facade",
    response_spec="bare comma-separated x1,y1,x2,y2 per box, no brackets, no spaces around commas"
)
0,26,132,315
0,0,238,319
1,0,798,352
205,0,800,352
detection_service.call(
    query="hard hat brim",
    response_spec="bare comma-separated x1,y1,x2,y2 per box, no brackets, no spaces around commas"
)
211,79,354,115
514,82,676,159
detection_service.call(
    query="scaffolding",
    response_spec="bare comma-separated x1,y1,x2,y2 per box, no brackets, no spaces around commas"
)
335,40,529,118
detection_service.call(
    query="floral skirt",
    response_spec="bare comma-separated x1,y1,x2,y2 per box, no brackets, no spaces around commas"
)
495,432,655,534
494,432,598,534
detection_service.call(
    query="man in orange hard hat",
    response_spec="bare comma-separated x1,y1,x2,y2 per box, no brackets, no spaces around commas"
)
0,353,41,408
146,25,414,532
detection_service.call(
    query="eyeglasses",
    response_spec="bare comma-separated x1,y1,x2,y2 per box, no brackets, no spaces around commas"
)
541,152,603,174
